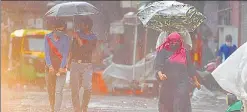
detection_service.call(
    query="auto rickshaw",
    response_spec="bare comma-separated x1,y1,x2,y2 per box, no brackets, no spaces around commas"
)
7,29,51,89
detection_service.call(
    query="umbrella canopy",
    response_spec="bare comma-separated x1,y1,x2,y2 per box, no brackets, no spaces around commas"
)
137,1,206,32
45,2,99,17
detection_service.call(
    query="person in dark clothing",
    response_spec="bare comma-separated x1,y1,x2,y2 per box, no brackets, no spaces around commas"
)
155,32,201,112
44,19,70,112
70,16,97,112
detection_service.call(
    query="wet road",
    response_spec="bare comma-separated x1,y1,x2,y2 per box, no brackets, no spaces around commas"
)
2,85,227,112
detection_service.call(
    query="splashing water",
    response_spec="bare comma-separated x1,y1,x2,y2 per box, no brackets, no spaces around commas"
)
192,85,216,101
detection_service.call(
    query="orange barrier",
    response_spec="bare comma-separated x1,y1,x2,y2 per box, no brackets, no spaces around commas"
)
92,71,108,95
92,71,143,95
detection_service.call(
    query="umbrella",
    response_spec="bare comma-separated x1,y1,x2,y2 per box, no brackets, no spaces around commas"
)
44,2,99,32
45,2,99,17
137,1,206,32
44,1,99,41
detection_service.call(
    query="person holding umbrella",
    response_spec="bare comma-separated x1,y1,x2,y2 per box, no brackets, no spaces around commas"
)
155,32,201,112
44,19,70,112
70,16,97,112
44,2,99,112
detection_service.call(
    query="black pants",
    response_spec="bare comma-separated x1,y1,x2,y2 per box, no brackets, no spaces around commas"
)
70,62,93,112
46,70,56,111
45,57,66,112
46,68,66,112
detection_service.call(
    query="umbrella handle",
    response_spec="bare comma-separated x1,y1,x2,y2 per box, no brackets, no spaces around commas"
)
69,16,76,55
73,16,76,33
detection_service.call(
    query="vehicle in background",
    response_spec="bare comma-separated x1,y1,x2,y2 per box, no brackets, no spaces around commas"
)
7,29,51,90
102,12,159,96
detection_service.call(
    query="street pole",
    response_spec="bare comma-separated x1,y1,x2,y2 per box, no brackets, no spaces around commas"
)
132,15,138,82
144,28,148,76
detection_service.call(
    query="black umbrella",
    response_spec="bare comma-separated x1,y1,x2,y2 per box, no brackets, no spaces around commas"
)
44,1,100,61
45,2,99,32
45,2,99,17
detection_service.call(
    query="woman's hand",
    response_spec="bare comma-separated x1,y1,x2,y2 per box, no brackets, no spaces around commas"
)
158,71,167,80
56,68,67,76
49,65,54,73
194,81,201,89
74,32,83,46
192,76,201,89
59,68,67,73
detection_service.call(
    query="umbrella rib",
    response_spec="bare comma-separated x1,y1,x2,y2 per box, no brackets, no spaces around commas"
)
55,4,62,17
74,3,78,16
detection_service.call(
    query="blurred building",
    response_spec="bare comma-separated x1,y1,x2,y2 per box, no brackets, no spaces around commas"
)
241,1,247,45
204,1,247,47
2,1,49,30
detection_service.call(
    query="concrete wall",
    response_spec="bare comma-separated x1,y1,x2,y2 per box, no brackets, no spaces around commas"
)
241,1,247,45
229,1,241,46
203,1,219,37
230,1,240,28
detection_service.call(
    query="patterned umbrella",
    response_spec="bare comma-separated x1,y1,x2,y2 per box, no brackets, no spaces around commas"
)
137,1,206,32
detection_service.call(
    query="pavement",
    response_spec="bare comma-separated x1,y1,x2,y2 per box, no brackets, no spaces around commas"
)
1,84,227,112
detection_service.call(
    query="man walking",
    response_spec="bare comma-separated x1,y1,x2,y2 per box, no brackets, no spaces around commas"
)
217,35,237,63
44,19,70,112
70,16,97,112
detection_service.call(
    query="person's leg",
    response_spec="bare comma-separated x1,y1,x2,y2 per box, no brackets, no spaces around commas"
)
173,83,192,112
158,87,173,112
70,62,81,112
46,70,56,112
54,74,66,112
243,100,247,112
158,102,169,112
81,64,93,112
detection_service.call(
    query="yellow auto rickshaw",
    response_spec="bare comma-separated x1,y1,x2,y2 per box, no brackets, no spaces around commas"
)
7,29,51,89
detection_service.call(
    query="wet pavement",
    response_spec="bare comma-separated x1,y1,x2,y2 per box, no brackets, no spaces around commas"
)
1,85,227,112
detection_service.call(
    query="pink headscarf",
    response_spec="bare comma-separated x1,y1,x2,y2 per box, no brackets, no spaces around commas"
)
156,32,187,64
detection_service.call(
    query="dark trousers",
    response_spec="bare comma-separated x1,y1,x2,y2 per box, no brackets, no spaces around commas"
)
45,69,66,112
46,71,56,111
70,62,93,112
